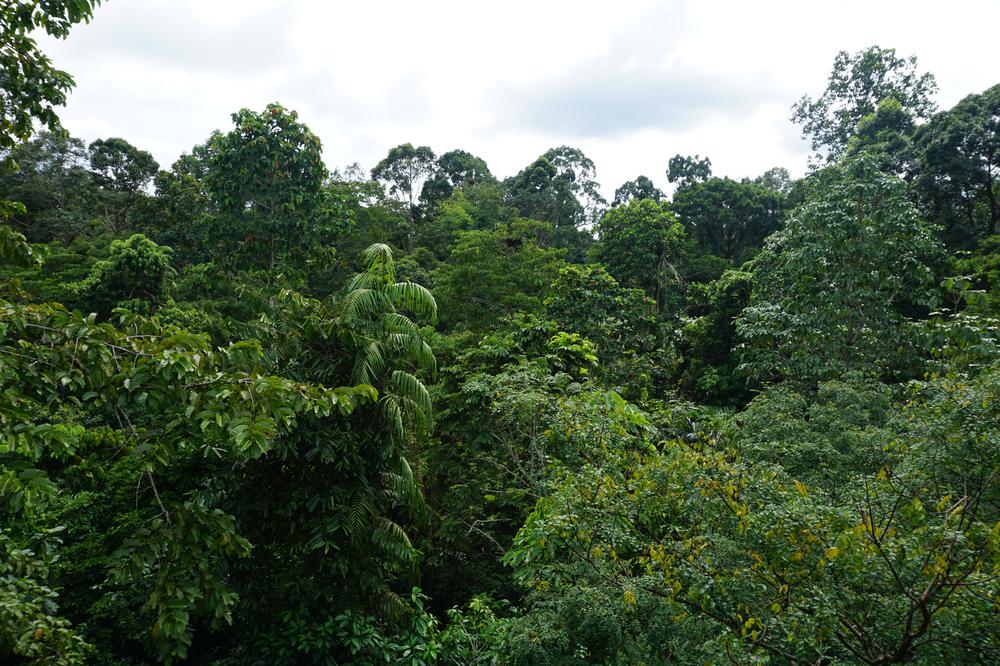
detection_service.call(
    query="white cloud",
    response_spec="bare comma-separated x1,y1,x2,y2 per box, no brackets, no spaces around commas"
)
38,0,1000,197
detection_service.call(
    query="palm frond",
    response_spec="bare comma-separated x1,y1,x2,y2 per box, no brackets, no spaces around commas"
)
345,270,378,294
340,286,390,324
360,242,395,281
382,312,420,336
391,454,428,523
346,488,376,545
411,337,437,376
381,331,436,376
387,281,437,323
389,370,432,427
381,395,404,444
352,340,387,385
373,585,409,622
372,516,416,570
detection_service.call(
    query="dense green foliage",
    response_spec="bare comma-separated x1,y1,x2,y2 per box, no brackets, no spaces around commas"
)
736,153,941,383
792,46,939,163
1,8,998,663
0,0,102,156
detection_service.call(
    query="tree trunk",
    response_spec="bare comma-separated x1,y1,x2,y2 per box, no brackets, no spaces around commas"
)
985,175,998,237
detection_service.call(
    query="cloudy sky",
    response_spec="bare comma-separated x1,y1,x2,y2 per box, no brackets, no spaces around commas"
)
39,0,1000,197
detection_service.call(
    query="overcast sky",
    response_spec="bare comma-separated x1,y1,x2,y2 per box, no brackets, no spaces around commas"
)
39,0,1000,197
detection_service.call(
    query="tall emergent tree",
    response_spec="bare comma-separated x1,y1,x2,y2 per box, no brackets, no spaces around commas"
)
88,137,158,193
371,143,438,250
204,103,330,268
844,97,918,175
792,46,938,163
505,146,606,229
88,137,159,231
612,175,664,207
671,177,786,263
666,153,712,189
504,146,605,257
419,148,495,212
